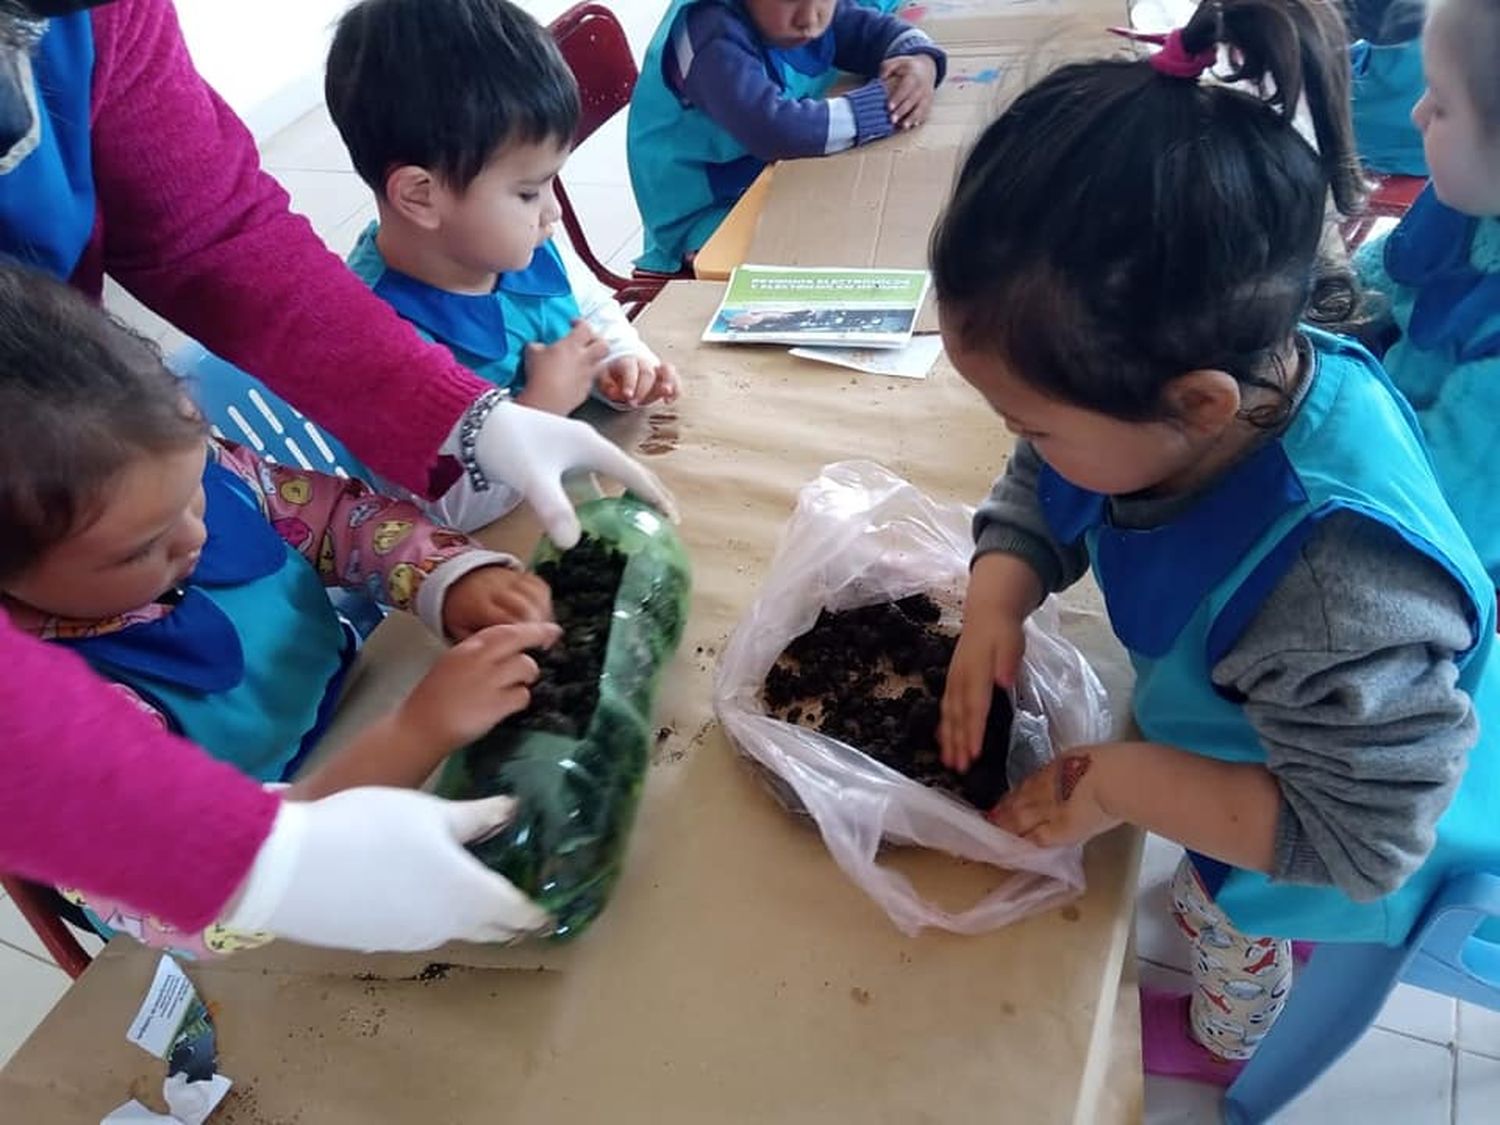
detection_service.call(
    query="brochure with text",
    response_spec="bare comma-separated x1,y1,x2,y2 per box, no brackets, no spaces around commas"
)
703,265,931,348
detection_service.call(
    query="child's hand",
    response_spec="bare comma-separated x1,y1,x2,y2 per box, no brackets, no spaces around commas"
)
597,355,682,408
987,750,1122,848
287,620,562,800
399,621,562,749
519,320,610,415
880,54,938,130
939,553,1043,773
941,610,1025,773
442,566,553,641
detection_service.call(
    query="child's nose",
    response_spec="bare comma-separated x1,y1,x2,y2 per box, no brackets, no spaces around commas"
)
1411,91,1431,131
173,512,208,560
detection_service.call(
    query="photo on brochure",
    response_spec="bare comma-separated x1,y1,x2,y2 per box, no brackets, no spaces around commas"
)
703,265,931,349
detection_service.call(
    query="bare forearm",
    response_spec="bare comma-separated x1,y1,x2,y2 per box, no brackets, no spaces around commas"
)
290,714,453,800
968,551,1045,620
1095,741,1281,872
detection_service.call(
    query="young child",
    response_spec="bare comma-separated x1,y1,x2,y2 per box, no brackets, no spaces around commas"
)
1347,0,1428,174
0,265,560,955
1355,0,1500,584
627,0,947,272
930,0,1500,1083
325,0,679,531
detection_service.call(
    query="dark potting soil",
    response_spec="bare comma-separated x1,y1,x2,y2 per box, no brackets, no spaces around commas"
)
512,534,626,738
763,594,1014,810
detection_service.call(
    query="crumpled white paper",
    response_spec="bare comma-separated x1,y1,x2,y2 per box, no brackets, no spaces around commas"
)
101,1073,233,1124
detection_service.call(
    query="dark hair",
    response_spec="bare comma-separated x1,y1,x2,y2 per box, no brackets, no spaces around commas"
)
0,265,206,580
932,0,1365,426
326,0,581,195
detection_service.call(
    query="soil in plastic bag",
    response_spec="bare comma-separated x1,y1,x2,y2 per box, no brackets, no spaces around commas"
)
762,594,1014,810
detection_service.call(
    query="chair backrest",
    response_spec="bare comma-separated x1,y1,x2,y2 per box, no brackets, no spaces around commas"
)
551,2,637,147
548,3,642,294
171,344,386,637
548,3,692,307
171,343,371,482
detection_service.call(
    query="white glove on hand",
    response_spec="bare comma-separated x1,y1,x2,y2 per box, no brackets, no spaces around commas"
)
222,788,550,951
474,400,678,548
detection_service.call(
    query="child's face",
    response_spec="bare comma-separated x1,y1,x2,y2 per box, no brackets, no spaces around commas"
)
6,442,209,620
743,0,836,48
432,137,570,276
1413,5,1500,217
943,327,1236,498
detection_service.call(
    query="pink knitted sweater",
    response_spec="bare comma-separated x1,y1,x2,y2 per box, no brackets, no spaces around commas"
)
0,0,493,931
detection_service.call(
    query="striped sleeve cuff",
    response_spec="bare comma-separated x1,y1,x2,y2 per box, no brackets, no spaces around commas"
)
844,80,895,146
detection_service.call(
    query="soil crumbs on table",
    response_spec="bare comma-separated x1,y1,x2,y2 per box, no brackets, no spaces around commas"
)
762,594,1013,810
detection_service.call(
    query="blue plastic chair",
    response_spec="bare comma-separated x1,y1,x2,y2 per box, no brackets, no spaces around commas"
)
1223,871,1500,1123
172,343,372,481
170,344,386,637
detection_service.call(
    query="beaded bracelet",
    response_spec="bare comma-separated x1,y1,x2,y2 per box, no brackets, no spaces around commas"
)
457,386,510,493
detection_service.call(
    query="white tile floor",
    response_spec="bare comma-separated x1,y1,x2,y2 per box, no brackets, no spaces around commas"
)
3,5,1493,1123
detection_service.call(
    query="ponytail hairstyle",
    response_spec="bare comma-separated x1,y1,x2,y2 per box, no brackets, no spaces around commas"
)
932,0,1365,427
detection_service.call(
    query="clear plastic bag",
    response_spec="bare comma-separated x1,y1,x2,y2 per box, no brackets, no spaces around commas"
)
714,461,1111,936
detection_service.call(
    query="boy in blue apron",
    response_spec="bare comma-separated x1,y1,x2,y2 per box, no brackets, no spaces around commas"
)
326,0,680,531
1355,0,1500,584
931,3,1500,1087
628,0,945,272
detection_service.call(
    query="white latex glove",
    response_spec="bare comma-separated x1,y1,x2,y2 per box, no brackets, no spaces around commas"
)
474,400,678,549
221,788,550,951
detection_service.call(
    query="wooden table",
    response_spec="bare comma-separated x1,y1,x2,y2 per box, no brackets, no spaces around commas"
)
0,282,1143,1124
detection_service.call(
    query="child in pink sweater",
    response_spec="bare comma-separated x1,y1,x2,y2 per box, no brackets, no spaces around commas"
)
0,265,560,953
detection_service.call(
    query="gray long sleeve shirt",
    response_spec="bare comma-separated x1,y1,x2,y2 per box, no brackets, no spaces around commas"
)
975,436,1479,903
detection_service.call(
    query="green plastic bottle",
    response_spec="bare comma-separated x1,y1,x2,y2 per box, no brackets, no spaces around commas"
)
435,495,691,939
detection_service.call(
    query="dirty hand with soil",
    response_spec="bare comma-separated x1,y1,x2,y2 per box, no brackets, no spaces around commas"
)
290,620,562,800
940,552,1042,774
942,557,1282,858
441,565,554,640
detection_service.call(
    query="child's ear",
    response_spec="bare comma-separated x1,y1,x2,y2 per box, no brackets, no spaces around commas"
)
385,165,442,230
1161,369,1242,436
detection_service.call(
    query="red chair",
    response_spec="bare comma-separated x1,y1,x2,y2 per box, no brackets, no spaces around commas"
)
1,874,94,979
549,2,692,319
1342,174,1428,251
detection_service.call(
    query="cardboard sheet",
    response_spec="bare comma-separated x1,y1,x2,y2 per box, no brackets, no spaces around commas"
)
743,18,1128,316
904,3,1126,50
0,283,1142,1124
